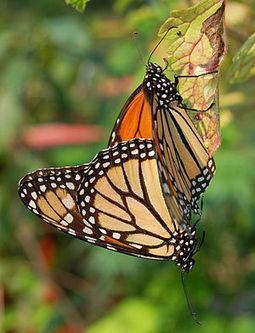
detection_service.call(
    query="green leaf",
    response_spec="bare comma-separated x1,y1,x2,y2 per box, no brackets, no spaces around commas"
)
228,33,255,83
159,0,226,156
0,92,22,150
65,0,90,13
0,57,32,150
42,17,90,53
86,298,158,333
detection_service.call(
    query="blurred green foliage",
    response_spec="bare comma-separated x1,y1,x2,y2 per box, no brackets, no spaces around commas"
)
228,33,255,83
65,0,90,13
1,1,255,333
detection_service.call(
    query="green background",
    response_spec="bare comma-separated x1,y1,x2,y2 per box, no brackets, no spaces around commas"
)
1,0,255,332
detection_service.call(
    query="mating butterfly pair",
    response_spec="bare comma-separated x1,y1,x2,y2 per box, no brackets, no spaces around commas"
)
18,61,216,272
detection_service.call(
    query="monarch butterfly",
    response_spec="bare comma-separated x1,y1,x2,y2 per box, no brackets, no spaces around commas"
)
18,138,198,272
109,62,216,226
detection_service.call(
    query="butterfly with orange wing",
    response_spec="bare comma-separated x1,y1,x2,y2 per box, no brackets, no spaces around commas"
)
109,62,216,227
18,63,215,272
18,32,216,273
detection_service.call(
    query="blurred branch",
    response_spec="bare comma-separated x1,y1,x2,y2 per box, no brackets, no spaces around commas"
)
0,286,4,332
186,0,194,6
227,27,247,44
15,219,85,330
55,269,93,293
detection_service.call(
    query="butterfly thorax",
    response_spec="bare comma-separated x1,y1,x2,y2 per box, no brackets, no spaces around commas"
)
170,227,197,272
144,62,182,107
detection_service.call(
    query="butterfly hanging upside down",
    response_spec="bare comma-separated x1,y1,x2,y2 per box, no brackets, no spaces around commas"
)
109,62,216,227
18,59,216,273
19,138,198,272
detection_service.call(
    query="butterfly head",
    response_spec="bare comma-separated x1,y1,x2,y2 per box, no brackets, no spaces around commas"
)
172,226,197,272
144,62,182,104
146,62,163,74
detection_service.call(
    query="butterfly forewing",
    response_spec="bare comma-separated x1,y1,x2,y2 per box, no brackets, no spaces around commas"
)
109,85,153,146
18,165,88,235
77,138,178,258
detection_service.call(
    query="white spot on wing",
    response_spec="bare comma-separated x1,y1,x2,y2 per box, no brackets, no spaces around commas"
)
112,232,121,239
40,185,46,192
66,182,75,190
83,227,93,235
29,200,36,209
62,195,75,209
65,213,73,223
75,174,81,180
60,220,69,226
89,216,95,224
103,162,110,168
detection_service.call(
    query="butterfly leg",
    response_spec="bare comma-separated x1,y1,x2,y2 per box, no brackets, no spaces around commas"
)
174,70,218,86
178,102,215,113
174,71,218,112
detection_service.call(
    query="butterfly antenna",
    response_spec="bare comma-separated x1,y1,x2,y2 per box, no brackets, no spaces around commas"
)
147,26,176,64
131,32,146,65
181,271,201,325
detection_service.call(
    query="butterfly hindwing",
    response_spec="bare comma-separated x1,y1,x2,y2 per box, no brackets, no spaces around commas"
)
19,139,198,264
150,92,216,217
144,65,216,219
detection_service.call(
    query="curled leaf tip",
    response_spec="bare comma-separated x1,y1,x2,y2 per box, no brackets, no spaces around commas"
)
159,0,226,155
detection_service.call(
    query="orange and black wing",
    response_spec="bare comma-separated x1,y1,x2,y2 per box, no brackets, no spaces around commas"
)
108,85,153,147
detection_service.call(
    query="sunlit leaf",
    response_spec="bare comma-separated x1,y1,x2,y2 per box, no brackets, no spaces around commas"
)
228,33,255,83
159,0,226,156
65,0,90,13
